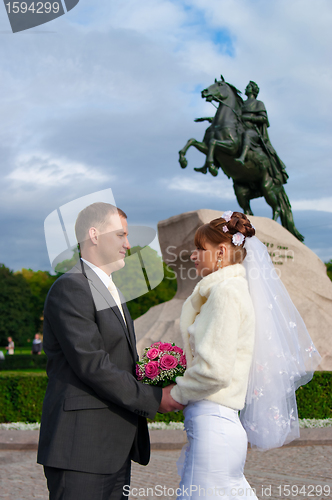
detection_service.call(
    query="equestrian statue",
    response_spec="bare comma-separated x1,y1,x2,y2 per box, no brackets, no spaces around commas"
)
179,76,304,242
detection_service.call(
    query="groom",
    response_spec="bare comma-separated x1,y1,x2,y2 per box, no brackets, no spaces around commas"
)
37,202,184,499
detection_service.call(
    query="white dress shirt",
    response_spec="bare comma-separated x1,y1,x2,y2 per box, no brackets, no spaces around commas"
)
81,258,126,324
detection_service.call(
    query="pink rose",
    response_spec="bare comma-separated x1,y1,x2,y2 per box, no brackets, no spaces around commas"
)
136,364,143,381
145,361,160,379
159,342,173,352
151,341,161,348
171,345,183,354
160,354,178,371
179,354,187,368
146,348,160,360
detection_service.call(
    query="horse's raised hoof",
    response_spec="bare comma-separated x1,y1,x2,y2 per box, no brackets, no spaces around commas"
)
179,153,188,169
194,166,208,174
208,165,218,177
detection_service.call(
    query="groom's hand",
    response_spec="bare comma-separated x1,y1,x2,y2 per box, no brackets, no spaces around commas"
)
158,383,185,413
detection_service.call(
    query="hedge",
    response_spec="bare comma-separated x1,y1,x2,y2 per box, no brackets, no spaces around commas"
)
0,371,330,423
149,372,332,423
0,354,47,371
295,371,332,419
0,372,48,422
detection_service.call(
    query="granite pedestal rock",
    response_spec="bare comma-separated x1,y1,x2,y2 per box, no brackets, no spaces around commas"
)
135,210,332,370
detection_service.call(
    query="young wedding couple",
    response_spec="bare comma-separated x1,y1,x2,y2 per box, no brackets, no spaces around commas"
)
37,202,320,499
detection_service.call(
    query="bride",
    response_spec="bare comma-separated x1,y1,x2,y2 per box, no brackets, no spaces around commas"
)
170,211,321,499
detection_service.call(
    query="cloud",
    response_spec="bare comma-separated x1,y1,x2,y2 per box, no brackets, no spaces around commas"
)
0,0,331,270
7,153,110,186
291,197,332,213
167,176,235,200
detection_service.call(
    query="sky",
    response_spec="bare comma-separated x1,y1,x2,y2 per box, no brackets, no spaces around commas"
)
0,0,331,272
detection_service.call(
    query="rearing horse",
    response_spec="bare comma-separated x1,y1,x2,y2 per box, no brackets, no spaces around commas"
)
179,77,304,242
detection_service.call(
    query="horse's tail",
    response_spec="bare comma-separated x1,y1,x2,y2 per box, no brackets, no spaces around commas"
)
277,188,304,242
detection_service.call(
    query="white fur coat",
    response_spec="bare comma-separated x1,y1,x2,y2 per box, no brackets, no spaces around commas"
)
171,263,255,410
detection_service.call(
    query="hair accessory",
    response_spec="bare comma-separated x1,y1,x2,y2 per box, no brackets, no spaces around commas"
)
232,232,245,246
222,226,229,233
222,211,233,222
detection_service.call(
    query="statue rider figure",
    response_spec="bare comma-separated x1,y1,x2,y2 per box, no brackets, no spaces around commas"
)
178,76,304,242
236,81,288,186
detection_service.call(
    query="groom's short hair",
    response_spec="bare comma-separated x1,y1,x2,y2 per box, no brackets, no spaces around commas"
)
75,202,127,245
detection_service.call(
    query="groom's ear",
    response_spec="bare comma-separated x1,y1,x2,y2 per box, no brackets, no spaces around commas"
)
88,227,99,246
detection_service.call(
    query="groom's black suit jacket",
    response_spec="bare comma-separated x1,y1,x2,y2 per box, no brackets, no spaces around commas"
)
37,260,162,474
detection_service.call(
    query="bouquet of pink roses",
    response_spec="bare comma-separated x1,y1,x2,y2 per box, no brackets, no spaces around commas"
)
136,342,186,388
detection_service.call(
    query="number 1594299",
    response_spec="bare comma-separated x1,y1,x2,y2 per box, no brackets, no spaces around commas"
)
277,484,331,496
5,2,60,14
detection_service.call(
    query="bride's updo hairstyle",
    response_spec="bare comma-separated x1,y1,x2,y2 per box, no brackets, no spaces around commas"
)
194,212,255,264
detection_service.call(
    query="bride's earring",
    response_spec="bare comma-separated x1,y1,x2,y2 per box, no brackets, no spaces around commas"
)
216,255,223,270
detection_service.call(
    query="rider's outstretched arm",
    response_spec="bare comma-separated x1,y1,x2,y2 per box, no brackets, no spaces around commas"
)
194,117,213,123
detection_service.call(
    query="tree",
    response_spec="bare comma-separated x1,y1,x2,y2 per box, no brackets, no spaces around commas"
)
17,269,58,334
0,246,176,346
326,260,332,281
54,247,80,274
0,264,35,346
113,246,177,320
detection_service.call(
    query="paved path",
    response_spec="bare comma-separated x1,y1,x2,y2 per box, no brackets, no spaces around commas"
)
1,446,332,500
1,428,331,451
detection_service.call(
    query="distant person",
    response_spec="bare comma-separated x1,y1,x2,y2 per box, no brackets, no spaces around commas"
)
6,337,14,355
31,334,43,355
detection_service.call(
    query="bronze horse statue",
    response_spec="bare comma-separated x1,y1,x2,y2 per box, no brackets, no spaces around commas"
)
179,76,304,242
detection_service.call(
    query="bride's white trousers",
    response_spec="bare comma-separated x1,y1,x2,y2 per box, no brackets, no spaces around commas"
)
177,400,258,499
